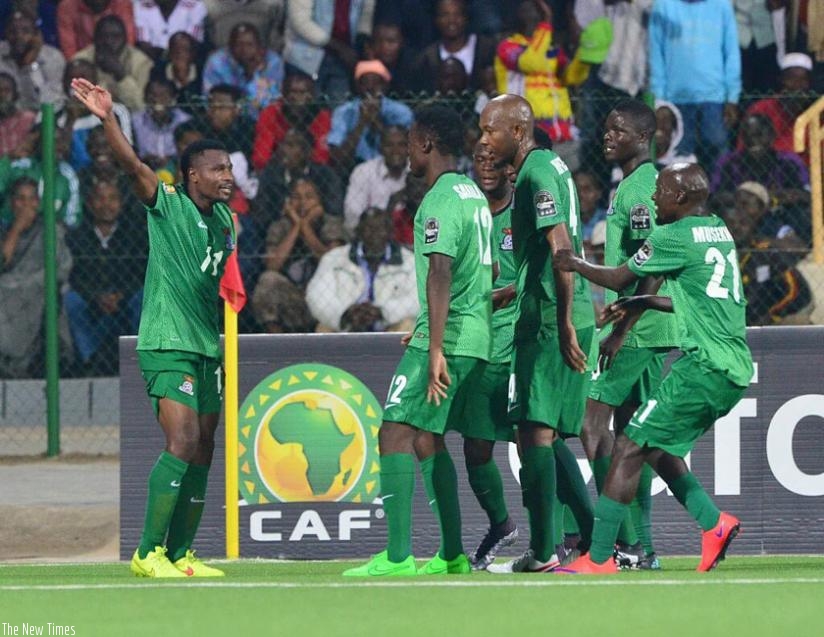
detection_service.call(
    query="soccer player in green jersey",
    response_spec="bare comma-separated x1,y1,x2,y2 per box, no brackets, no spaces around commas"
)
72,78,235,579
479,95,596,573
583,100,680,570
343,105,493,577
555,163,753,574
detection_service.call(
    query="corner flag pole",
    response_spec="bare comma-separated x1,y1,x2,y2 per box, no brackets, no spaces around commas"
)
224,302,240,559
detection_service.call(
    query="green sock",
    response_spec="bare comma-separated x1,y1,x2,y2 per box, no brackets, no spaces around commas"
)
590,495,628,564
591,456,638,546
563,505,580,535
380,453,416,562
630,464,654,554
553,438,594,547
669,472,720,531
138,451,188,559
466,459,509,526
553,496,564,546
520,445,556,563
166,463,210,562
432,451,464,560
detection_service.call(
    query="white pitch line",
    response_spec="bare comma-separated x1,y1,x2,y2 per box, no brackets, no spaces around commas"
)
2,578,824,592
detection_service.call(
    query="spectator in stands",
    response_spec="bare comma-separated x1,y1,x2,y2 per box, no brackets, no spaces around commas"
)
0,176,72,378
64,177,147,375
654,100,698,168
724,182,812,326
0,127,80,228
191,84,253,156
343,124,408,233
74,15,153,111
254,127,342,231
327,59,413,172
262,176,346,289
0,10,66,111
205,0,286,53
374,0,435,56
649,0,741,168
76,124,135,208
711,113,810,209
57,0,135,60
574,169,607,245
132,77,191,175
742,52,815,157
252,270,317,332
365,22,416,97
735,0,780,94
282,0,376,101
60,59,134,169
306,206,418,331
0,72,36,157
495,0,578,165
413,0,496,94
149,31,203,114
203,22,284,118
385,171,426,248
133,0,207,61
433,56,477,116
252,72,331,171
0,1,59,49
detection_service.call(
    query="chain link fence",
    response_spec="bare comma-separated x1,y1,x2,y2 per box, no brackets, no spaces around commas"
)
0,89,821,455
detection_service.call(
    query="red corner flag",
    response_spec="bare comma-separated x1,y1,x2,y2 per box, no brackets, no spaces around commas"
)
219,216,247,312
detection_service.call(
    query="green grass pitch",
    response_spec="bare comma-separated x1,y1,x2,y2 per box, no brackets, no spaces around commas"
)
0,557,822,637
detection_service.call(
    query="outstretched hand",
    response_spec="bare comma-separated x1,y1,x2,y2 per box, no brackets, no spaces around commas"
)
599,296,647,327
70,78,113,120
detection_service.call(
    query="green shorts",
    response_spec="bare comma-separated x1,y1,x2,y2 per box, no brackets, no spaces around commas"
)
588,344,669,407
449,362,515,442
138,350,224,417
624,354,748,457
508,326,595,436
382,347,483,434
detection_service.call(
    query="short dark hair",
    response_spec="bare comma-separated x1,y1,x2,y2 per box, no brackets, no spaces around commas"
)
10,175,39,198
413,104,463,157
180,139,229,186
612,99,657,138
208,84,244,103
533,126,553,150
173,120,201,144
144,77,177,100
286,126,315,150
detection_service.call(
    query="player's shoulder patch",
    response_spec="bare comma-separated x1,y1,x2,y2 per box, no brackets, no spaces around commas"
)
424,217,440,244
162,183,176,194
633,240,653,266
534,190,557,218
630,203,651,230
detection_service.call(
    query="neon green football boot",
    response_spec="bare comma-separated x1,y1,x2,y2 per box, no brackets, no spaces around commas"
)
130,546,188,578
343,550,417,577
417,553,472,575
173,550,225,577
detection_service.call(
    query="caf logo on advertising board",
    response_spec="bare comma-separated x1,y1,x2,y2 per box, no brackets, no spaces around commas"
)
238,364,382,504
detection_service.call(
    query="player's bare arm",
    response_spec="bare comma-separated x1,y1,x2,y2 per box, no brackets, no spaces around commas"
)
546,224,587,373
426,252,453,405
492,283,516,310
70,78,158,206
555,248,638,292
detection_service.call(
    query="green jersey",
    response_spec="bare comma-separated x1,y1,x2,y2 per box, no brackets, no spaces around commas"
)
512,148,594,341
0,156,79,227
490,200,517,363
605,161,678,348
137,182,236,359
408,172,492,360
627,214,753,387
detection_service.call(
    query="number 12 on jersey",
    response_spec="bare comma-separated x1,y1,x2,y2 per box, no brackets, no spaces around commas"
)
474,206,493,265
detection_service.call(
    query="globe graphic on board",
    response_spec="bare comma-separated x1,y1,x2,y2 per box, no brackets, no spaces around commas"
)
254,389,367,502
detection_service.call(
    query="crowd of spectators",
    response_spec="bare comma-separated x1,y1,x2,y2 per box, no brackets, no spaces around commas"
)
0,0,821,377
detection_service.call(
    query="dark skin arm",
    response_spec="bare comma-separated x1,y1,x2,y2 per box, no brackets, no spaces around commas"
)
492,283,516,310
554,248,639,292
426,252,453,406
601,294,674,327
547,225,588,373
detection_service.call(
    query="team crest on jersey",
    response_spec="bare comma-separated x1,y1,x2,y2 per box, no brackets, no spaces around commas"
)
224,227,235,251
534,191,557,217
500,228,513,251
633,241,653,266
162,183,176,194
606,204,615,216
630,204,651,230
178,375,195,396
424,217,439,244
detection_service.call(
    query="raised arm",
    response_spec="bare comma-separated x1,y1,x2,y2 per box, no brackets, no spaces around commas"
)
70,78,158,206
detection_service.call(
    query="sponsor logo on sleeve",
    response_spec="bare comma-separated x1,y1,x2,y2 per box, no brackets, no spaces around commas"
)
630,204,651,230
534,191,557,218
632,241,653,266
162,183,176,194
424,217,440,244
